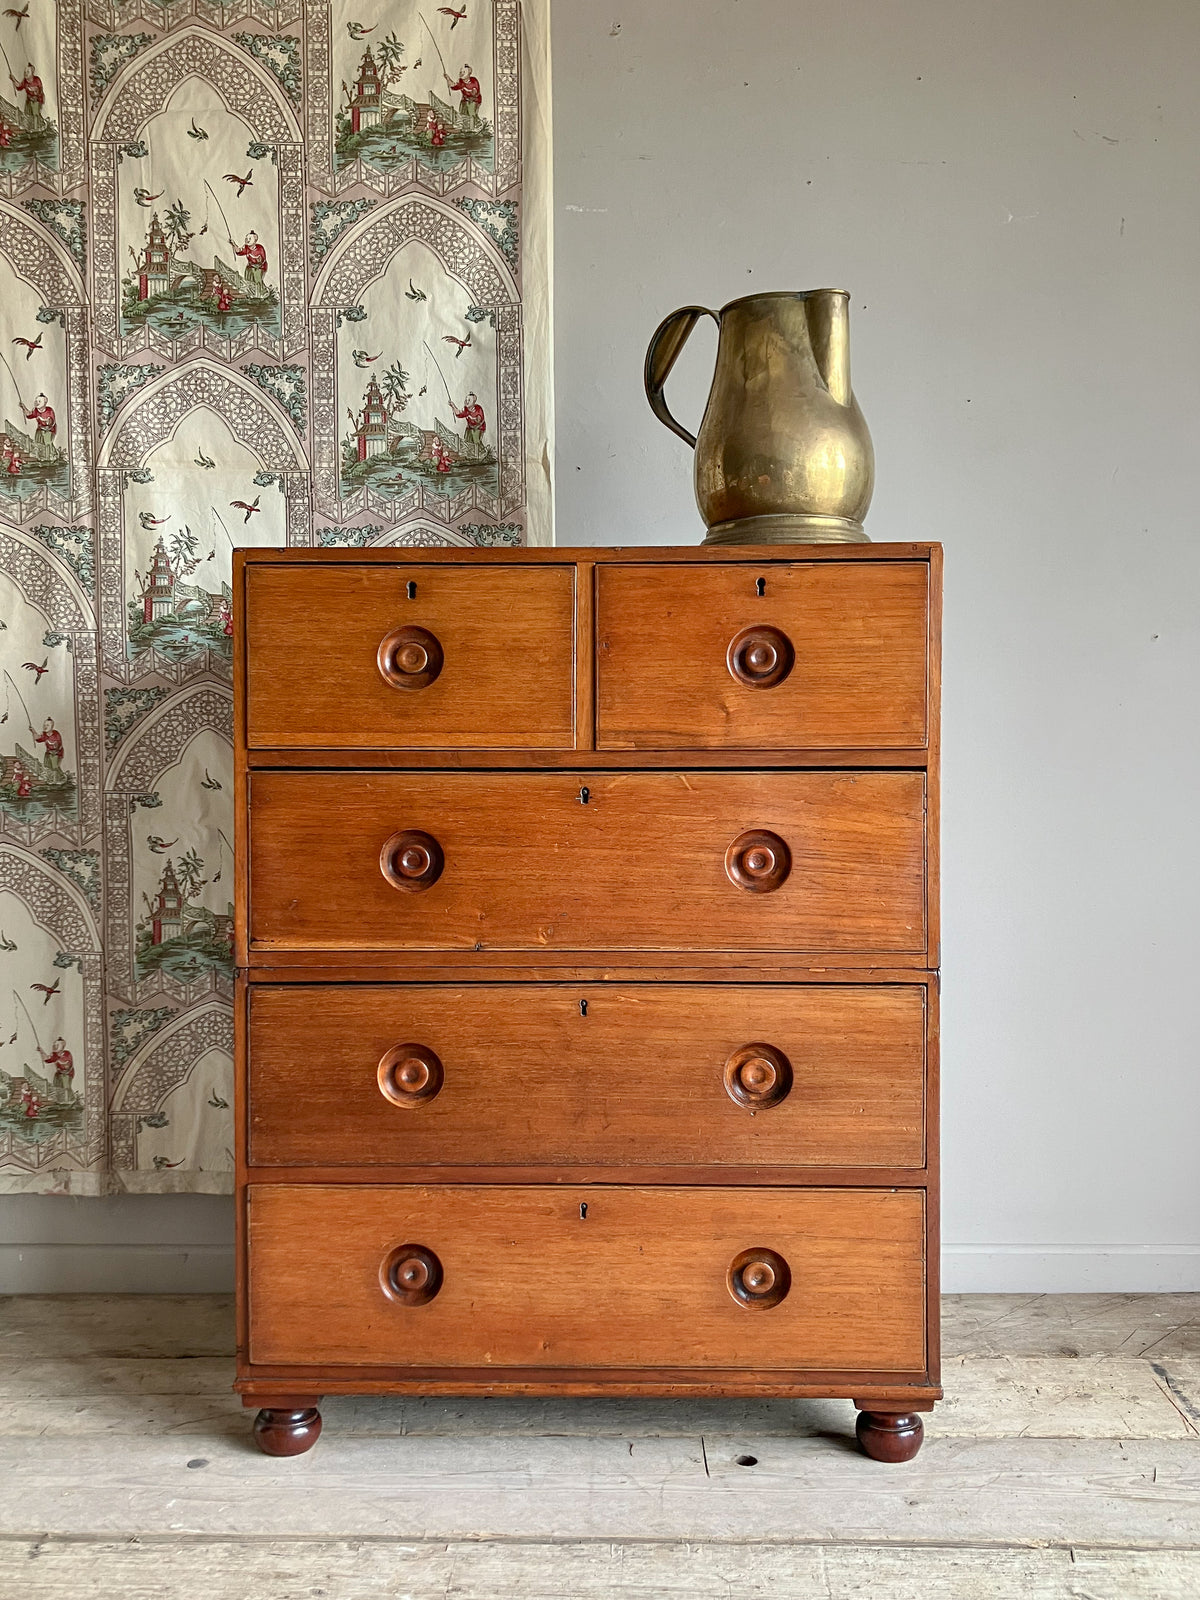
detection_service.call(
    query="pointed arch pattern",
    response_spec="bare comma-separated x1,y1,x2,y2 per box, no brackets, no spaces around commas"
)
0,0,550,1192
0,847,105,1180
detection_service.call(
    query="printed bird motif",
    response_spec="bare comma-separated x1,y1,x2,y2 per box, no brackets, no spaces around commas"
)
405,279,427,301
187,118,208,140
223,170,253,197
11,333,42,360
3,5,30,31
201,770,222,790
443,334,471,357
194,450,216,469
346,21,375,38
22,658,48,682
31,980,61,1005
231,496,261,523
352,350,381,367
208,1091,229,1108
438,6,467,27
133,188,164,207
146,835,178,853
418,385,427,396
0,930,16,952
153,1156,184,1170
139,512,169,529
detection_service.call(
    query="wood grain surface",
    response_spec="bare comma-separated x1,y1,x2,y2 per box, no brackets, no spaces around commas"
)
597,559,929,749
247,769,928,955
246,1184,926,1371
244,562,577,749
246,982,927,1170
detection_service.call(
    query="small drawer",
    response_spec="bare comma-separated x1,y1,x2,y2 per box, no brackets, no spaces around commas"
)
243,563,576,749
596,560,930,750
247,769,927,957
248,1184,927,1371
247,983,927,1169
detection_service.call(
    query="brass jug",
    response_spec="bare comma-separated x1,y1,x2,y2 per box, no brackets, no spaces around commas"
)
644,289,874,544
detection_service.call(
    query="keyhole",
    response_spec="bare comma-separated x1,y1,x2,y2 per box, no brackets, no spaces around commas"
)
580,1203,588,1220
756,577,766,597
579,786,590,805
406,580,417,599
579,998,588,1017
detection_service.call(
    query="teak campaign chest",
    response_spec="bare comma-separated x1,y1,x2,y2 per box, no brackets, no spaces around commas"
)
234,543,942,1462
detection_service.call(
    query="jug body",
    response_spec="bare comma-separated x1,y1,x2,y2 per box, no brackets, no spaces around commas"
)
645,289,875,545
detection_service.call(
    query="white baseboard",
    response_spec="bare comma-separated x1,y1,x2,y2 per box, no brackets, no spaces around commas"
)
942,1244,1200,1294
2,1242,1198,1296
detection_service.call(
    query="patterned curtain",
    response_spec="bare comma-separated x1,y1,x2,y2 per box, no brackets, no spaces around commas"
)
0,0,552,1194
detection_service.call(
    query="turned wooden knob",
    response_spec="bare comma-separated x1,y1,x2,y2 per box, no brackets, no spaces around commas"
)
378,1043,444,1106
380,829,444,892
723,1043,792,1109
727,1247,791,1310
378,624,443,690
381,1243,443,1305
727,625,794,689
725,830,791,893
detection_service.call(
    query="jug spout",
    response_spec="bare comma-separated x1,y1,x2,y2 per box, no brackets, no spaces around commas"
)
805,289,852,406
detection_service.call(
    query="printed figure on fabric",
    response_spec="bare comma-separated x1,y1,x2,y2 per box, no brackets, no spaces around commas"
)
335,7,493,175
0,40,58,173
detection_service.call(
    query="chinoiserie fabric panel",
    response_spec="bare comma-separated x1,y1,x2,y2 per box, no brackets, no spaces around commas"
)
0,0,553,1194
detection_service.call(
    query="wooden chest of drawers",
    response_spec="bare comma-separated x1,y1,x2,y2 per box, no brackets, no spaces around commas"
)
234,544,942,1463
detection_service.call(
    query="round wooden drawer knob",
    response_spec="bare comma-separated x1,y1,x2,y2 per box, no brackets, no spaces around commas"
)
727,625,794,689
381,1243,443,1306
378,624,443,690
725,830,791,893
723,1043,792,1109
378,1043,444,1106
380,829,444,892
728,1247,791,1310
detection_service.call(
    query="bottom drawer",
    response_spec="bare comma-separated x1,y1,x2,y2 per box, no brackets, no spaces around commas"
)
247,1185,927,1372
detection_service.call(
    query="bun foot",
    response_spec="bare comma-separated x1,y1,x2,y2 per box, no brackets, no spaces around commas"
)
855,1409,924,1462
253,1405,322,1456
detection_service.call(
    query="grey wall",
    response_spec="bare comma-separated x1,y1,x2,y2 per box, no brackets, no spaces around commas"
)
554,0,1200,1291
5,0,1197,1293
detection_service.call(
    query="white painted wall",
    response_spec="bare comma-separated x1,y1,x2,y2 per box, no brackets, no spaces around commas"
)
5,0,1197,1293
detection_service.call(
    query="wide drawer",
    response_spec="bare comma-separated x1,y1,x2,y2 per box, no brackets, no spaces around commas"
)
247,1184,927,1370
248,983,926,1168
248,770,927,955
244,563,577,749
596,560,930,750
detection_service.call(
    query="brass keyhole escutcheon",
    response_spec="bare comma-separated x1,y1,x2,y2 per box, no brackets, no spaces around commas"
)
727,1247,791,1310
378,624,444,690
380,1243,443,1306
380,829,444,893
723,1043,792,1110
378,1043,445,1106
727,625,794,689
725,829,791,893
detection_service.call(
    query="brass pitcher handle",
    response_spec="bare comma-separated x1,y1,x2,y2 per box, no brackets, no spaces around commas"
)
644,305,719,449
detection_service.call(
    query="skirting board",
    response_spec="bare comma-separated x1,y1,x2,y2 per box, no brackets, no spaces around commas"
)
2,1244,1199,1296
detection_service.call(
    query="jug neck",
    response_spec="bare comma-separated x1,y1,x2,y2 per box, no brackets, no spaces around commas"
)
717,289,853,406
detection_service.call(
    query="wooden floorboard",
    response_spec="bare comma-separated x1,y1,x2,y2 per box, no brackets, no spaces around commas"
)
2,1539,1200,1600
1,1294,1199,1596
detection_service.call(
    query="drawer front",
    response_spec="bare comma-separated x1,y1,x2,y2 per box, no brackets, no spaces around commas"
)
248,984,926,1169
248,1184,926,1370
596,560,930,750
244,563,576,749
248,770,927,955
